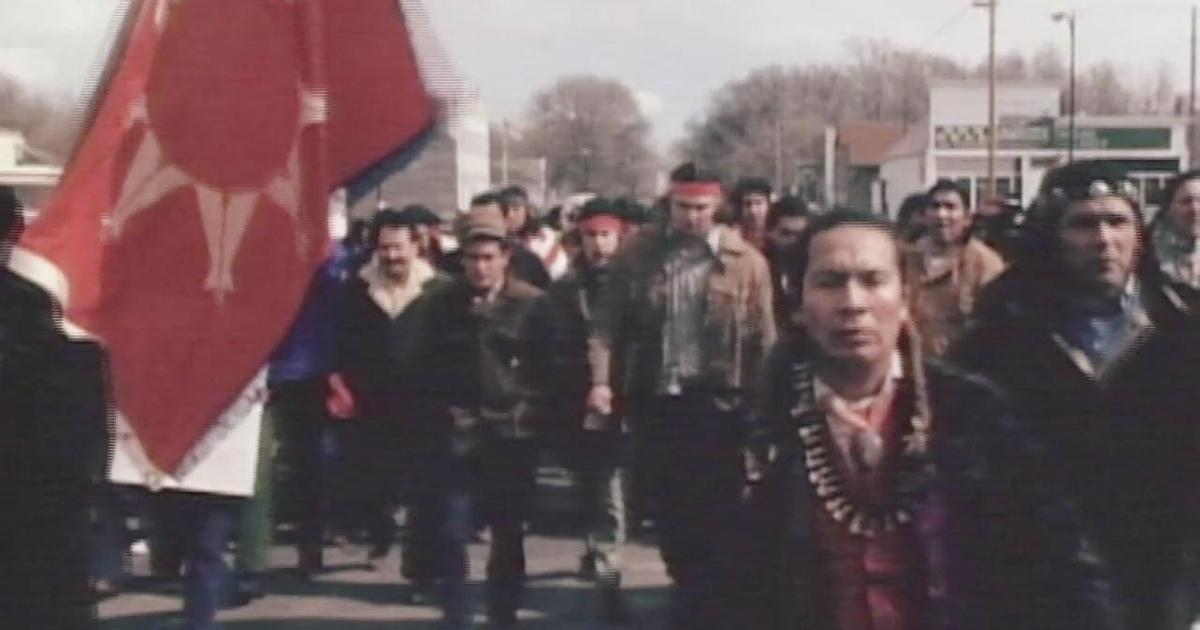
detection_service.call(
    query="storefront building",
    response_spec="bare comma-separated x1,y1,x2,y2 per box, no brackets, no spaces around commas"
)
880,80,1190,215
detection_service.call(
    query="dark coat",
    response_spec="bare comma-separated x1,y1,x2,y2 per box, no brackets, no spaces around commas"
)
0,270,107,627
952,269,1200,630
749,336,1120,630
411,276,547,443
526,265,617,449
335,266,450,420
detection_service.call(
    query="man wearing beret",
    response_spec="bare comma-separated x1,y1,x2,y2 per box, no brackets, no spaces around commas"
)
587,163,776,629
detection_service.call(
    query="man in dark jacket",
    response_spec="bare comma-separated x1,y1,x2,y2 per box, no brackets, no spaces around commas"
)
529,197,630,621
952,160,1200,630
336,207,450,566
410,206,546,629
0,188,108,627
748,209,1118,630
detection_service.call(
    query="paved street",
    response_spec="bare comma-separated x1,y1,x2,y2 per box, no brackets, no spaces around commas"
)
99,468,672,629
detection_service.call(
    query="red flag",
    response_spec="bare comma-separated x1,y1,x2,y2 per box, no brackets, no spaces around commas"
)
11,0,433,478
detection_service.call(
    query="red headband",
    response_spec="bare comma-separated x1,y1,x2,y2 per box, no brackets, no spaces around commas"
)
671,181,723,198
579,215,625,232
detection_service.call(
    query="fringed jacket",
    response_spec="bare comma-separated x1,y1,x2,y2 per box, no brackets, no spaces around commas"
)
746,334,1121,630
952,269,1200,630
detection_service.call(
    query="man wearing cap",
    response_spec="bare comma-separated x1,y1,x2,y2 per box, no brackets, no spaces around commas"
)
528,197,631,621
409,206,547,628
440,193,552,290
902,179,1004,358
953,160,1200,629
587,163,776,628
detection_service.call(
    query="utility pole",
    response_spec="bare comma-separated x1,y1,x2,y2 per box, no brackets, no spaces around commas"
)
1053,10,1077,161
1192,5,1197,117
501,118,510,185
774,115,783,191
1191,5,1197,166
974,0,998,201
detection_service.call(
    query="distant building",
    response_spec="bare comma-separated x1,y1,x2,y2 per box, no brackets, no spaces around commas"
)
348,95,490,221
0,128,62,220
347,0,490,221
879,80,1191,215
822,121,906,213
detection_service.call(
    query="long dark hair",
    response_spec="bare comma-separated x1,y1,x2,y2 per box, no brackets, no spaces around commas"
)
1149,169,1200,235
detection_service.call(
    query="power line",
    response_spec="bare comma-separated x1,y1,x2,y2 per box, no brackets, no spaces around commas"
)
914,6,974,53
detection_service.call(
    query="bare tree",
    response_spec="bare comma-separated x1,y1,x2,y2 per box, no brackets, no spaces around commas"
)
1031,44,1068,82
0,72,75,162
1077,61,1134,115
518,75,656,198
677,40,967,183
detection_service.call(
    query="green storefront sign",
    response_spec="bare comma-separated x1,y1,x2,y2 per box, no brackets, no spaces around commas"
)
935,121,1172,150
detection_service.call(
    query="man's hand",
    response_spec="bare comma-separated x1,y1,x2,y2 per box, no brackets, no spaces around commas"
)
326,373,356,420
586,384,613,416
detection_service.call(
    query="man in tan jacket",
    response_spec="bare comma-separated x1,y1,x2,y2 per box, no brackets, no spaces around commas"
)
587,163,776,629
903,179,1005,357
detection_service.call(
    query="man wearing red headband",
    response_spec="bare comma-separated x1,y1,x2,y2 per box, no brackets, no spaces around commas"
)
587,163,777,629
528,197,631,621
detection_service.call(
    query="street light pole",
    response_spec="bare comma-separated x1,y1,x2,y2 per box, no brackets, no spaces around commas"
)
501,118,511,185
974,0,998,201
1053,11,1077,162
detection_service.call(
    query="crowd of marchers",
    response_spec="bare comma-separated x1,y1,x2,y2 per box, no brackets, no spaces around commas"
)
4,159,1200,630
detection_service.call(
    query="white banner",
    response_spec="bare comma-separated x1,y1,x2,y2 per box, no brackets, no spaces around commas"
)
108,371,266,497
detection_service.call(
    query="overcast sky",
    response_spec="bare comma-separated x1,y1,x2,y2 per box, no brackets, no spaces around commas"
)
2,0,1197,149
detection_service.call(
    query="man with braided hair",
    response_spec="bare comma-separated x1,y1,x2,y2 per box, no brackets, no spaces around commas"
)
747,209,1118,629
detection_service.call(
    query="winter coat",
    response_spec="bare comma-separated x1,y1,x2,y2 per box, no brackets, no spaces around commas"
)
952,269,1200,630
902,237,1005,357
0,270,107,626
411,276,547,444
748,335,1121,630
335,261,451,421
588,225,776,410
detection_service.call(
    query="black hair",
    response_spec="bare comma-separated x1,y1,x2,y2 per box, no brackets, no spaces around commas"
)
368,207,420,247
1154,169,1200,224
577,196,621,223
669,161,722,185
732,177,772,203
925,178,969,210
765,195,810,230
791,208,906,300
470,192,502,209
896,193,928,240
499,186,529,205
544,206,564,231
399,203,441,226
